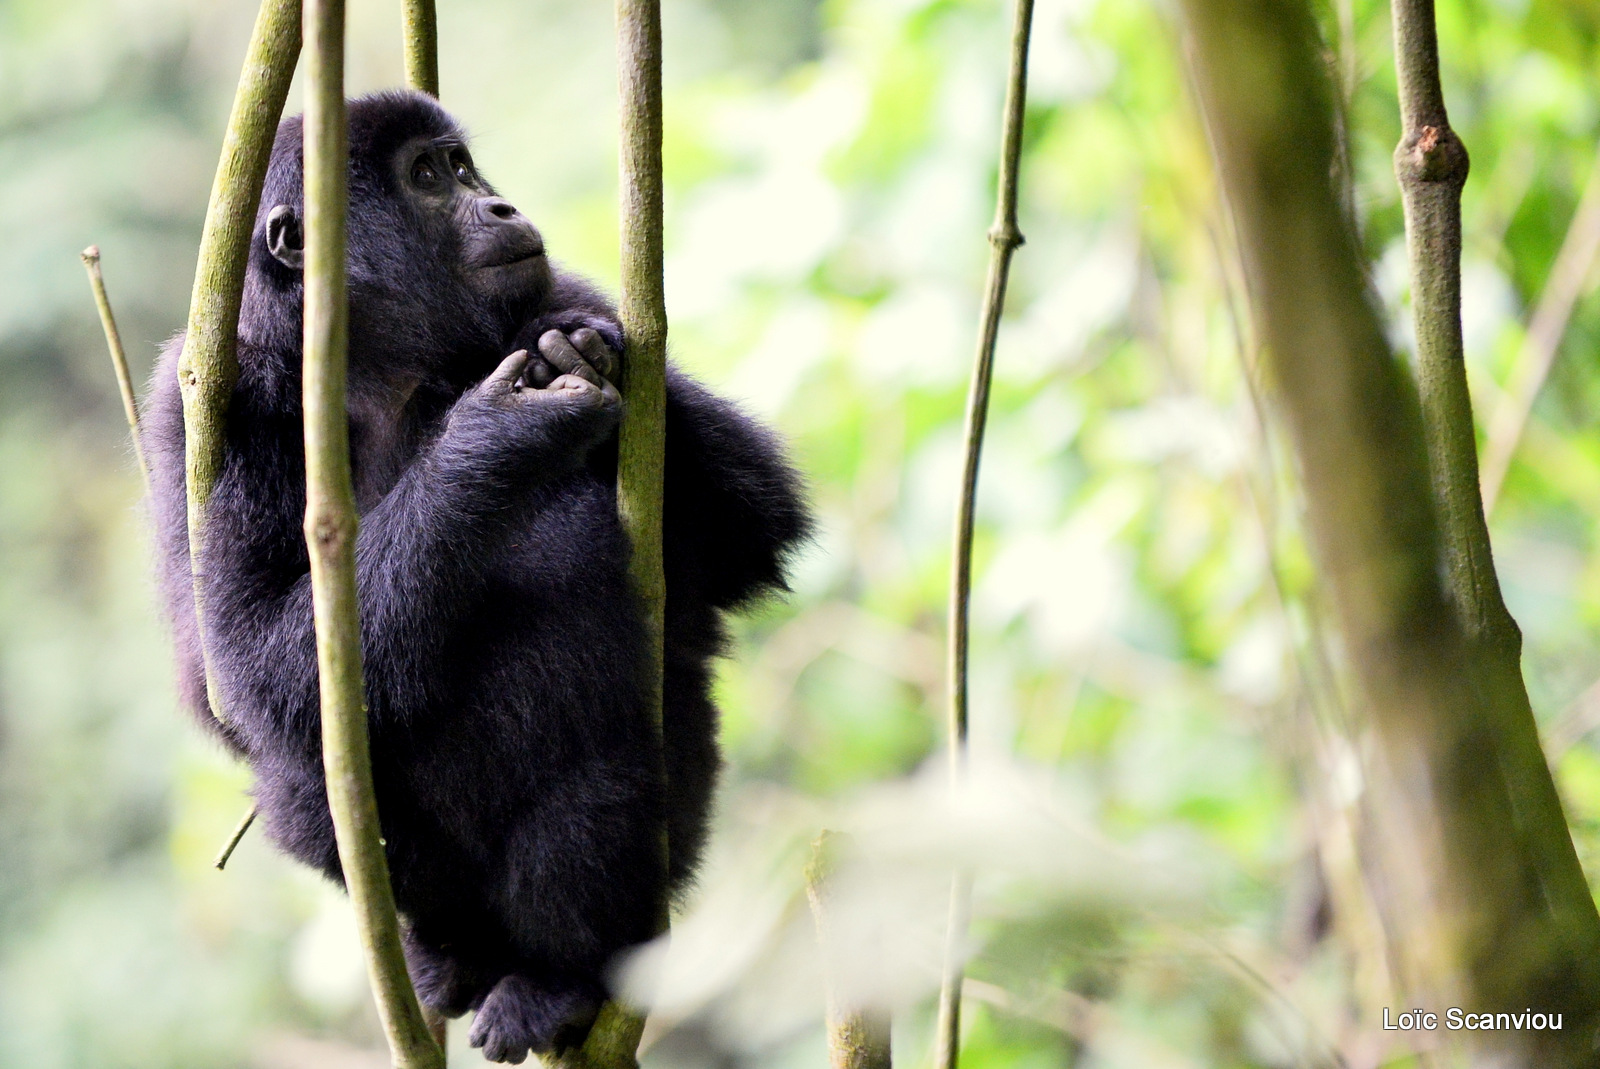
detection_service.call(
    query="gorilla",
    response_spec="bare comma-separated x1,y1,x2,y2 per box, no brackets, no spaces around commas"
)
143,90,809,1062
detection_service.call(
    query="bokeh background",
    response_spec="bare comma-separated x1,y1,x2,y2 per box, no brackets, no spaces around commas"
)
3,0,1600,1065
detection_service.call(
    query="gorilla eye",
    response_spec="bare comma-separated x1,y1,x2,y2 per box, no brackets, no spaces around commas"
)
451,154,474,183
412,157,440,187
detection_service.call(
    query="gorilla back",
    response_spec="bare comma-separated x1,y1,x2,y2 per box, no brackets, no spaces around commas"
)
144,90,809,1062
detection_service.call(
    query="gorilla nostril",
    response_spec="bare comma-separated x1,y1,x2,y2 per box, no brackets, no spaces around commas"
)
485,198,518,220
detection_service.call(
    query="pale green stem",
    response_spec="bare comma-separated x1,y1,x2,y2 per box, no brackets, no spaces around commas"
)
807,832,892,1069
80,246,152,497
1479,145,1600,515
212,803,258,871
402,0,439,97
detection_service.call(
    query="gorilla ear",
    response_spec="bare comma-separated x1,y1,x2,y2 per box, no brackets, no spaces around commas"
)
266,204,305,270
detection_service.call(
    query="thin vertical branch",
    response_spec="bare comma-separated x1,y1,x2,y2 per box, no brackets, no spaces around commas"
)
1179,0,1600,1060
180,0,301,722
302,1,442,1066
544,2,668,1066
931,876,971,1069
402,0,439,98
1479,144,1600,514
807,832,892,1069
80,245,152,497
1390,0,1493,645
614,0,668,726
935,3,1033,1068
402,3,442,1058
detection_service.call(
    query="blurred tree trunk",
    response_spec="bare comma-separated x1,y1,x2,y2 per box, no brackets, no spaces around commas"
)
1387,0,1600,1033
1177,0,1600,1062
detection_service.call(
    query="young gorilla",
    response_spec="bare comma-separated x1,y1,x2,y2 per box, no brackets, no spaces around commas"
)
144,90,809,1063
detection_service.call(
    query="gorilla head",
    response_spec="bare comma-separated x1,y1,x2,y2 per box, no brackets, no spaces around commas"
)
241,91,552,380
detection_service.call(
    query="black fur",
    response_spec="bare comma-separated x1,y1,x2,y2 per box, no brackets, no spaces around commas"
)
143,90,809,1061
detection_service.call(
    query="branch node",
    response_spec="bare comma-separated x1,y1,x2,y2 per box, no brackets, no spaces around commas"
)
987,223,1025,251
1397,123,1468,185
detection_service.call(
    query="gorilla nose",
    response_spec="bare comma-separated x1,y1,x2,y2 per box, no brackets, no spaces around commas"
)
479,198,521,223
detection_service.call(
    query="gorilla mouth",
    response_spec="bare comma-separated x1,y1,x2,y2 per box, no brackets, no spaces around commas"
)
470,229,547,271
480,245,546,269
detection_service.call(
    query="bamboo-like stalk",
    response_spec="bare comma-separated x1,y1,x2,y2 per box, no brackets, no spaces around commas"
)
807,832,892,1069
542,3,667,1066
1390,0,1495,648
302,1,442,1065
402,0,439,97
179,0,302,722
1389,0,1600,1002
934,3,1033,1068
80,246,152,496
1179,0,1600,1060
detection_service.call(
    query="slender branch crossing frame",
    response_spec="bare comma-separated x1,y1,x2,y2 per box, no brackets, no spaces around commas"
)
934,3,1034,1068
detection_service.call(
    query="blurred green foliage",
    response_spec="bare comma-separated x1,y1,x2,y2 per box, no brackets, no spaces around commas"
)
2,0,1599,1065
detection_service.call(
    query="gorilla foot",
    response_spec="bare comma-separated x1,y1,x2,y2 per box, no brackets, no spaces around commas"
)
468,974,602,1064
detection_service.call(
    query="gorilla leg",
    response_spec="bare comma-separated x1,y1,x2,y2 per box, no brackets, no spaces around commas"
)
465,762,662,1062
402,924,503,1018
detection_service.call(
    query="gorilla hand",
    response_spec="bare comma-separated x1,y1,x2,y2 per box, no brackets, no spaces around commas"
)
443,347,620,476
520,326,621,391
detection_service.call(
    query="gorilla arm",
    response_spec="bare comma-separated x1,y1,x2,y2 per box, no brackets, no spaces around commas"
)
662,366,811,611
147,342,617,754
510,311,811,613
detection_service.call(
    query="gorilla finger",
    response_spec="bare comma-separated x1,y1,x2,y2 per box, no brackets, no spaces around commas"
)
542,373,601,400
522,358,557,390
536,330,604,387
569,328,618,380
485,350,532,391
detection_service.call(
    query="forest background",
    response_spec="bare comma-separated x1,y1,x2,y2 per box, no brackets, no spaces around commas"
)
2,0,1599,1065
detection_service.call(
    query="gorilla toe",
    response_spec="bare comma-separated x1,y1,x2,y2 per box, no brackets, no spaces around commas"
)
468,974,602,1063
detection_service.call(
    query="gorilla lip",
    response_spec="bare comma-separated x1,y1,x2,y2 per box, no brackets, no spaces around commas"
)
479,244,546,269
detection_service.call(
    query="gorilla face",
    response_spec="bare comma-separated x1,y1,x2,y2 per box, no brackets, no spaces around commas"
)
390,135,553,302
262,135,552,300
